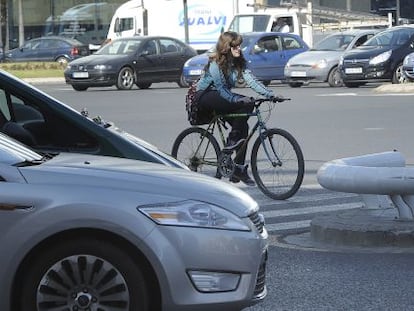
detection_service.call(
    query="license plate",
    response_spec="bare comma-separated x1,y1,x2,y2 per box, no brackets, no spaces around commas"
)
72,72,89,78
345,67,362,74
291,71,306,77
189,69,203,75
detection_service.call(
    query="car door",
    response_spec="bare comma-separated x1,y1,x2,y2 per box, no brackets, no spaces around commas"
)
247,35,286,80
12,39,41,61
134,39,163,83
35,38,59,61
158,38,186,80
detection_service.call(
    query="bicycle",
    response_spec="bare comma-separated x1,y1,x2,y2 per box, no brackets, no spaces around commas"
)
171,97,305,200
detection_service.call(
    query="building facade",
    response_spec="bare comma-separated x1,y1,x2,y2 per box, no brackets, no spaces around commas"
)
2,0,413,50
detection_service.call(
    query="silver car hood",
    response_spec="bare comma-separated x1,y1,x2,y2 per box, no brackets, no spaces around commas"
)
18,153,258,216
290,50,343,63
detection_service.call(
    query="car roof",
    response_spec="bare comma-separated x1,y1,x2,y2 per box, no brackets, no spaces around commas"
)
326,29,379,36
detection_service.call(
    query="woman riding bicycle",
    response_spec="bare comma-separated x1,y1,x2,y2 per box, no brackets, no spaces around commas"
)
196,31,276,186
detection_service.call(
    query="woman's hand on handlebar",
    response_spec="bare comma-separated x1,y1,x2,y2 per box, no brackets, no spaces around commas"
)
269,95,290,103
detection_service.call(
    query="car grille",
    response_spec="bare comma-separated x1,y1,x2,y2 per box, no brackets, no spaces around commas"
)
253,251,267,297
343,58,370,66
248,211,264,234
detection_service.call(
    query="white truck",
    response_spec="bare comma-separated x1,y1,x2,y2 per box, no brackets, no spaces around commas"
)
228,3,391,47
106,0,254,52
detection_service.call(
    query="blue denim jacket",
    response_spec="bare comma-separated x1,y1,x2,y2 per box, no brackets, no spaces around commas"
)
196,61,274,103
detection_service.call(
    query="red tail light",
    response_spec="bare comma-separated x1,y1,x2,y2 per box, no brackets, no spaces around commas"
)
71,47,79,56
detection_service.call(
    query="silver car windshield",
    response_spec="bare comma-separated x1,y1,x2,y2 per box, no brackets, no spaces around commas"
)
0,132,43,165
314,34,355,51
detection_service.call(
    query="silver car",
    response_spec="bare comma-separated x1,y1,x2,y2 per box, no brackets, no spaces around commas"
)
0,133,268,311
402,51,414,82
284,29,378,87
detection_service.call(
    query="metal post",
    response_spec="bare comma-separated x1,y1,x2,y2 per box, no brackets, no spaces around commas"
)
396,0,400,25
183,0,189,44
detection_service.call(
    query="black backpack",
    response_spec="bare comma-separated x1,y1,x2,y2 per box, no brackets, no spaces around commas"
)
185,79,213,125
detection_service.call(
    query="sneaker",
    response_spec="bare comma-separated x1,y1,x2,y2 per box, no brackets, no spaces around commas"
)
223,138,245,152
229,164,255,186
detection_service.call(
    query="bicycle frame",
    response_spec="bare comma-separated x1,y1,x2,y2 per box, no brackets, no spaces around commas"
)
203,104,282,166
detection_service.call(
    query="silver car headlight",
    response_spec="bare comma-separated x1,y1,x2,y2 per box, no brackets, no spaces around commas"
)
184,59,192,67
94,64,112,70
138,200,250,231
369,50,392,65
403,53,414,65
313,59,327,69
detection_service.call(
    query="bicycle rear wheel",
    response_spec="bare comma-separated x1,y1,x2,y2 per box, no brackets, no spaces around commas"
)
171,127,221,178
251,128,304,200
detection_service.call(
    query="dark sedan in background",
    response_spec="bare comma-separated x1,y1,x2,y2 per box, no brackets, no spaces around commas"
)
64,36,198,91
182,32,309,85
4,36,89,64
339,25,414,87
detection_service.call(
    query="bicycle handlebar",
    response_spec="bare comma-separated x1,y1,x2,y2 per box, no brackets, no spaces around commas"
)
253,96,291,107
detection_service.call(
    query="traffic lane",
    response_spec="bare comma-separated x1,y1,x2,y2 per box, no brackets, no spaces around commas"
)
243,243,414,311
39,82,414,168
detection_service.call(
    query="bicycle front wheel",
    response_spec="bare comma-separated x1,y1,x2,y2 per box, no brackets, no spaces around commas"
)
251,128,304,200
171,127,221,178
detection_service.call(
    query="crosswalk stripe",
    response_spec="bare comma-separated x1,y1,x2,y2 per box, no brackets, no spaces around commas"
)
265,220,311,232
261,202,362,218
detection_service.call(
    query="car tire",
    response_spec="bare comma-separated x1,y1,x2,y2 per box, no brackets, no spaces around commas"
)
116,67,135,90
261,80,271,86
18,238,150,311
392,63,406,84
136,82,152,89
177,73,189,88
327,67,343,87
288,82,303,88
56,56,69,65
72,84,88,91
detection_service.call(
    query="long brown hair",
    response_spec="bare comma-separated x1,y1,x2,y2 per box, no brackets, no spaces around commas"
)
209,31,246,79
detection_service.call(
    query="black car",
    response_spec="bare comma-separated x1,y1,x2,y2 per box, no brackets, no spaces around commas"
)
64,36,198,91
339,25,414,87
5,36,90,64
0,69,186,169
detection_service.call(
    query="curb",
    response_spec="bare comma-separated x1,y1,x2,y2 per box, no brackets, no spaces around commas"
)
310,208,414,247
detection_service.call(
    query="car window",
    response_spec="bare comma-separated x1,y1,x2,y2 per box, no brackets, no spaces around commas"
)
0,89,11,122
0,87,99,151
315,34,355,51
364,31,394,47
160,39,181,54
141,40,158,55
353,34,374,48
24,40,40,50
252,36,281,54
98,39,143,55
282,36,303,50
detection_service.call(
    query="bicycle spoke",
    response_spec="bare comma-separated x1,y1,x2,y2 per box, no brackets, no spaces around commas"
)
172,127,220,178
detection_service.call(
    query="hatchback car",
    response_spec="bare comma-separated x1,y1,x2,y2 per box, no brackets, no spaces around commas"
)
284,29,378,87
64,36,198,91
0,132,268,311
183,32,309,85
5,36,90,64
339,25,414,87
402,51,414,82
0,69,186,169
